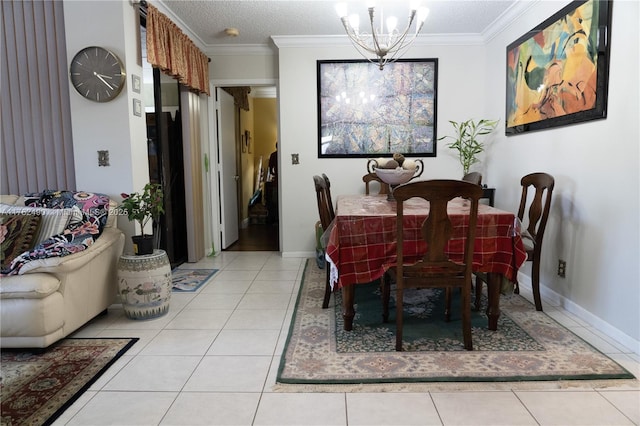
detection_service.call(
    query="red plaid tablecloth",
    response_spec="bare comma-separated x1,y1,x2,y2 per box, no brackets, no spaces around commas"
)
326,195,527,290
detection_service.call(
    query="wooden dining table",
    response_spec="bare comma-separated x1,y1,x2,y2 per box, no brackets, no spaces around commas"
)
325,194,527,331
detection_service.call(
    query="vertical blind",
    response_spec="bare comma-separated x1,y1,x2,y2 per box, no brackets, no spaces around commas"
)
1,0,75,195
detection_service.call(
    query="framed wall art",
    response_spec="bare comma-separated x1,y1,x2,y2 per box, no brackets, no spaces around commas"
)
317,58,438,158
505,0,613,135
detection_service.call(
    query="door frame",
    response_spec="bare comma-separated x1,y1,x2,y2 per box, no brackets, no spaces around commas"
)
207,79,278,255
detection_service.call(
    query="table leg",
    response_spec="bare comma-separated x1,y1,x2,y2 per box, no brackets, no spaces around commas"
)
342,285,355,331
485,273,501,330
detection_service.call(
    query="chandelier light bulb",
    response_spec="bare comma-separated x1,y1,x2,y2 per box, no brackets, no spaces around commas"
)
386,16,398,33
417,7,429,24
335,3,348,18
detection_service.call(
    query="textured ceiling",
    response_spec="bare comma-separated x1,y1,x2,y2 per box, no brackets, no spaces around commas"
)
161,0,519,48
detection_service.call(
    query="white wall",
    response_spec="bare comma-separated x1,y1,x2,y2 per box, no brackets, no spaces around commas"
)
275,40,491,256
483,0,639,348
64,1,149,244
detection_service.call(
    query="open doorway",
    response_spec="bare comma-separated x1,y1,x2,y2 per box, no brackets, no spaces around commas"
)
219,85,279,252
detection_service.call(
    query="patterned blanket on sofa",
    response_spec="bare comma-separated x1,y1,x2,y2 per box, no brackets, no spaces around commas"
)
1,190,110,276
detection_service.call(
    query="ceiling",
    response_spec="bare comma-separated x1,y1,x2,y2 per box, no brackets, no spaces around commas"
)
161,0,521,49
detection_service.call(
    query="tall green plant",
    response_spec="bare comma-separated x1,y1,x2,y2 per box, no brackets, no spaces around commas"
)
439,119,499,175
120,183,164,236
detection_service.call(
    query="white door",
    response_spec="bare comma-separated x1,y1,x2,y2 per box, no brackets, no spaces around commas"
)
216,88,239,249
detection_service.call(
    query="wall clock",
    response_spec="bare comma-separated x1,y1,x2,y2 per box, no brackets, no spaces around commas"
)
69,46,126,102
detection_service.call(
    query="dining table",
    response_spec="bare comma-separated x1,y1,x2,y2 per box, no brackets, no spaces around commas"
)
325,194,527,331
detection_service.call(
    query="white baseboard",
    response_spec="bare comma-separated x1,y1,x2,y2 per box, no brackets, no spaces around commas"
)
517,272,640,356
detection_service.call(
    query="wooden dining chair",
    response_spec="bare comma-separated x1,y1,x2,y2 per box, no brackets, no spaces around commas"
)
313,174,335,309
384,180,482,351
462,172,482,186
363,173,390,195
474,172,554,312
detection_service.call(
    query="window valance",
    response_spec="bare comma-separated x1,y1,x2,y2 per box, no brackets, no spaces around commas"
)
146,3,210,96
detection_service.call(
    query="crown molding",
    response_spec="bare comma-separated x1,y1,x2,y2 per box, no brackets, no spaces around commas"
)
482,0,539,42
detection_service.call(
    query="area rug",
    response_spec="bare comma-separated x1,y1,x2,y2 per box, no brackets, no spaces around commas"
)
1,337,138,426
277,260,634,385
171,268,218,292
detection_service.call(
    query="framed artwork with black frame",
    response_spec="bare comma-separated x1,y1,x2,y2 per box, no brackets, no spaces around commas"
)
317,58,438,158
505,0,613,135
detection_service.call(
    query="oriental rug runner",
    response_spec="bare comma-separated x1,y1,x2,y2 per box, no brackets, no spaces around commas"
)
1,338,138,426
277,260,634,385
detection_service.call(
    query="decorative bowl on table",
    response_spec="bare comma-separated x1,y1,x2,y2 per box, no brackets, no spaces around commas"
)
367,157,424,200
374,167,418,186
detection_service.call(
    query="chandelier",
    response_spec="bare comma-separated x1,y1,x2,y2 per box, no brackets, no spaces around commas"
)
336,2,429,70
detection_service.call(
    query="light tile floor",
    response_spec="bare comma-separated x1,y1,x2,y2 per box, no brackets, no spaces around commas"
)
55,252,640,425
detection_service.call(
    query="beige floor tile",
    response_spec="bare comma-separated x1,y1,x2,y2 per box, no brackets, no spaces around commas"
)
254,392,346,425
224,309,287,330
139,329,217,355
103,355,201,391
599,390,640,424
200,279,253,294
247,279,297,293
215,269,260,281
186,292,244,309
165,308,233,329
207,329,280,355
66,391,177,425
237,293,292,310
255,269,299,281
183,355,272,392
160,392,260,425
431,391,537,425
515,390,634,425
346,392,441,425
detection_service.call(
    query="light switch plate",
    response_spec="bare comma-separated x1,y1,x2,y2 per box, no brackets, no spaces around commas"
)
98,150,110,166
292,153,299,165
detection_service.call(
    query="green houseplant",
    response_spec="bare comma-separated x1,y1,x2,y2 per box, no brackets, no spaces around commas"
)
439,119,499,175
120,183,164,255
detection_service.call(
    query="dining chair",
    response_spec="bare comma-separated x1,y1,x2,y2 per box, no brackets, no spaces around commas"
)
462,172,482,186
474,172,554,312
383,179,482,351
313,174,335,309
363,173,390,195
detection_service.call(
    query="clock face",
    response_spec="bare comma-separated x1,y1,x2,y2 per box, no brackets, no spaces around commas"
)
69,46,126,102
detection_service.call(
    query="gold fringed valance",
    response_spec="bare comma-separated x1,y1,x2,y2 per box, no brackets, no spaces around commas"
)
146,3,210,96
222,87,251,111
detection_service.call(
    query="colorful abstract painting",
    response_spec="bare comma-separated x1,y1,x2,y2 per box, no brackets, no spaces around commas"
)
317,59,438,157
506,0,612,135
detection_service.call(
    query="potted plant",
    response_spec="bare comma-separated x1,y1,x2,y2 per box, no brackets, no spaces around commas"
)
120,183,164,255
439,119,499,175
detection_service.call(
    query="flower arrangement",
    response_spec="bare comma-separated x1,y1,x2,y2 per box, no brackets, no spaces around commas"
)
439,119,499,175
120,183,164,236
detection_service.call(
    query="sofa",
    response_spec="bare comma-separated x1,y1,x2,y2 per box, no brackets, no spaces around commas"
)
0,193,125,348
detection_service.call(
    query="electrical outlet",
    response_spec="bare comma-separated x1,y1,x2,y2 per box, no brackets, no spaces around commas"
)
558,259,566,278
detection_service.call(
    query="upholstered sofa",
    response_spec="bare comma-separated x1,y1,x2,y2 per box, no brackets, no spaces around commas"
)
0,194,124,348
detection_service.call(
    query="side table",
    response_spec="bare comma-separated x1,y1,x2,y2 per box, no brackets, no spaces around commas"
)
117,249,172,320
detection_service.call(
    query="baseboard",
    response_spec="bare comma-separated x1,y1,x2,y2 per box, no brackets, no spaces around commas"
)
517,272,640,356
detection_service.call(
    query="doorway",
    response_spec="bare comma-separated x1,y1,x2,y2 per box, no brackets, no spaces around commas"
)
216,85,279,252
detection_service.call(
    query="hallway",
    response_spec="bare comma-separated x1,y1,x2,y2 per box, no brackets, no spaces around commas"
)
225,223,279,252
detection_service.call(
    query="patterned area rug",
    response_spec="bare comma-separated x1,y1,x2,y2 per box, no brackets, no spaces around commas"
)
171,268,218,292
277,260,634,384
1,338,138,426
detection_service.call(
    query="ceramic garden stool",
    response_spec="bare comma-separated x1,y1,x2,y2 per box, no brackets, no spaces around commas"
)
117,249,172,320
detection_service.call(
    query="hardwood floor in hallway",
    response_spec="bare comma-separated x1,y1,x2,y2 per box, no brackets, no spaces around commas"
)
224,223,279,251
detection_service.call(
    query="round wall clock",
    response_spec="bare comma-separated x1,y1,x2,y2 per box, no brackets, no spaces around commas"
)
69,46,126,102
